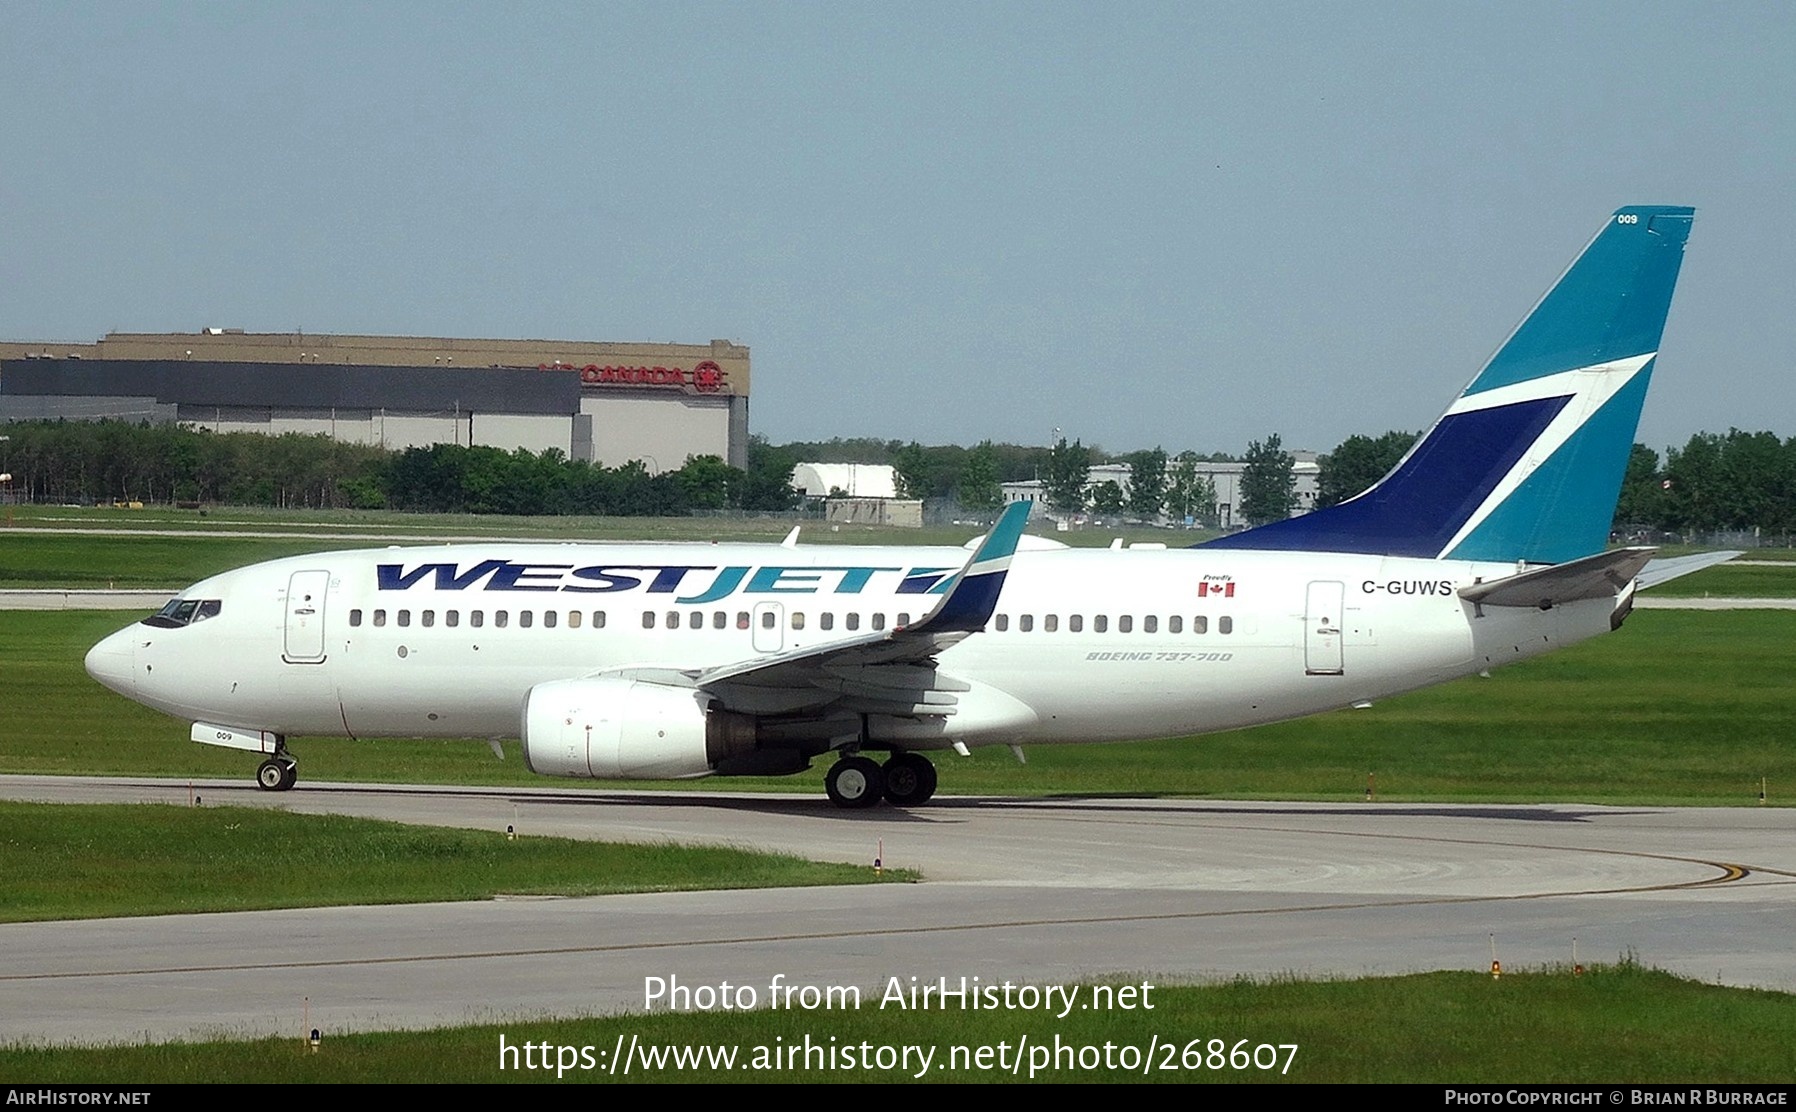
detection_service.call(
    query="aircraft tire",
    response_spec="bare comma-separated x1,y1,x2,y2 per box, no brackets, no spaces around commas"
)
256,759,288,792
882,753,937,806
825,756,885,809
278,760,298,791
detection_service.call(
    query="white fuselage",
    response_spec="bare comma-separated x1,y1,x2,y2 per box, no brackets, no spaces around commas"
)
87,539,1617,755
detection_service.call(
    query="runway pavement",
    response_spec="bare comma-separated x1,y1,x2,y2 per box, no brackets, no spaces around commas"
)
2,775,1792,1046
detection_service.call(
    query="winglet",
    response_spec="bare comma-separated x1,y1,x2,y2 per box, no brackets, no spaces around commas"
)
914,502,1031,633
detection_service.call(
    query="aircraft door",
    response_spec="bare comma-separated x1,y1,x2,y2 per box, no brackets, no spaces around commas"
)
1304,580,1344,675
283,569,331,664
752,602,784,653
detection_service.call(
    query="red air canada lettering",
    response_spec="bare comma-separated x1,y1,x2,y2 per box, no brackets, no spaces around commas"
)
538,359,725,393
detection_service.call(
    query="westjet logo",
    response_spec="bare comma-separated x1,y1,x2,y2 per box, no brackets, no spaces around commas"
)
375,561,957,604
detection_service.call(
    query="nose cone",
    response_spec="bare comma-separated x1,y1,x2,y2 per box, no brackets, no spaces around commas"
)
84,629,136,697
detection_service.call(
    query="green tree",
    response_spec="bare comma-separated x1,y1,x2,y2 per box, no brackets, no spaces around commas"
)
957,441,1002,511
1239,433,1296,527
1043,437,1091,515
892,441,933,500
1612,443,1665,531
735,436,801,511
1317,430,1417,509
1124,447,1168,521
674,454,741,510
1090,480,1126,515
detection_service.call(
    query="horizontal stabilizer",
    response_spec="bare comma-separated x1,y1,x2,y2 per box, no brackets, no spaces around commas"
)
1458,547,1656,609
1635,550,1743,591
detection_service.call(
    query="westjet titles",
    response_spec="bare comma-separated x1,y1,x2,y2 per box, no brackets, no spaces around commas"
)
375,560,961,602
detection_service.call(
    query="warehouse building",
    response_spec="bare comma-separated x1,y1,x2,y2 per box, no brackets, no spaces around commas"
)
0,330,750,469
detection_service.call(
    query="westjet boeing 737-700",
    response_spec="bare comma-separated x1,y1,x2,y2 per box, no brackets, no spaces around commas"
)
86,206,1723,807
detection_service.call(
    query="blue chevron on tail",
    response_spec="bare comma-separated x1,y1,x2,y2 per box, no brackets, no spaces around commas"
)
1202,206,1694,565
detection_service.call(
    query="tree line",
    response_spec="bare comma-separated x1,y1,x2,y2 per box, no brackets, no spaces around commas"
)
0,421,804,515
6,418,1794,536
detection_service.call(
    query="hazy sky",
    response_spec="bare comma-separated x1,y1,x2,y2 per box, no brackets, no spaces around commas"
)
3,2,1792,459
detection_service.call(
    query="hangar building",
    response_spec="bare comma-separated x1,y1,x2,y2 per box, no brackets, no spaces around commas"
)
0,331,750,470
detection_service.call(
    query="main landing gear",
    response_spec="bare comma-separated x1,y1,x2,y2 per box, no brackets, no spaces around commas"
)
824,751,938,809
255,746,298,792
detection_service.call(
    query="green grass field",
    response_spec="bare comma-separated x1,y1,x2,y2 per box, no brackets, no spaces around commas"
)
6,608,1790,805
5,965,1792,1083
0,802,906,924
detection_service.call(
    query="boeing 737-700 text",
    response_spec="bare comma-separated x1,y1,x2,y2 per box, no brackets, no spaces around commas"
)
86,206,1722,807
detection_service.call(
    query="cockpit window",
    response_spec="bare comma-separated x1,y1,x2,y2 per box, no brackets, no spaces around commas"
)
142,598,224,628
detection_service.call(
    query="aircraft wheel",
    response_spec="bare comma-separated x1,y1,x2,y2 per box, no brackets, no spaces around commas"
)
278,760,298,791
825,756,885,809
256,759,288,792
882,752,937,806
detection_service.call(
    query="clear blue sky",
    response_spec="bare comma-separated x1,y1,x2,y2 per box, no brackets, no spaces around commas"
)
3,2,1791,460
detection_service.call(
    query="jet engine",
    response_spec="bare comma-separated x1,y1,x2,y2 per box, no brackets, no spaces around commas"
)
520,677,759,780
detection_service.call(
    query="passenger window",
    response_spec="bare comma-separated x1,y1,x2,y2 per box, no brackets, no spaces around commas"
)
350,609,363,627
1044,614,1058,632
667,610,680,629
995,614,1009,632
872,613,887,631
373,609,387,627
846,613,860,631
1094,615,1108,633
1119,615,1132,633
897,612,911,627
1069,614,1083,633
1019,615,1033,632
495,610,509,628
1219,616,1233,635
791,612,806,630
1143,616,1157,634
470,610,484,628
593,611,606,629
1168,615,1182,634
422,610,435,628
737,611,750,630
398,610,411,628
543,611,556,628
713,612,726,629
820,613,834,631
688,611,703,629
519,611,533,629
643,611,656,629
446,610,460,628
567,611,580,629
761,611,776,629
1193,615,1208,634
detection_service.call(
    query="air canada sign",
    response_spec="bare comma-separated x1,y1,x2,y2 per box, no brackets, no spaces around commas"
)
538,359,727,394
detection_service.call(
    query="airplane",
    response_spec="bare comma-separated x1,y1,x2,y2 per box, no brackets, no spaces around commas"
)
85,205,1725,808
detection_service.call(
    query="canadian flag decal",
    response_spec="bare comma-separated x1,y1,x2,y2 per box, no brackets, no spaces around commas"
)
1197,581,1236,598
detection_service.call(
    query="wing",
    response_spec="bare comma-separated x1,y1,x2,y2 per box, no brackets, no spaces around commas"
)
1635,549,1743,591
688,501,1031,718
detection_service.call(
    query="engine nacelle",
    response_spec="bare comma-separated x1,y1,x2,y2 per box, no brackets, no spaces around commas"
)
520,677,759,780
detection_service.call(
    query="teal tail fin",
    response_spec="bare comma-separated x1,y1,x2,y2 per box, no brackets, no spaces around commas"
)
1203,206,1694,563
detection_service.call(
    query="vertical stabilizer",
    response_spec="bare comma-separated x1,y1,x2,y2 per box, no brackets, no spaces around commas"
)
1203,206,1693,564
